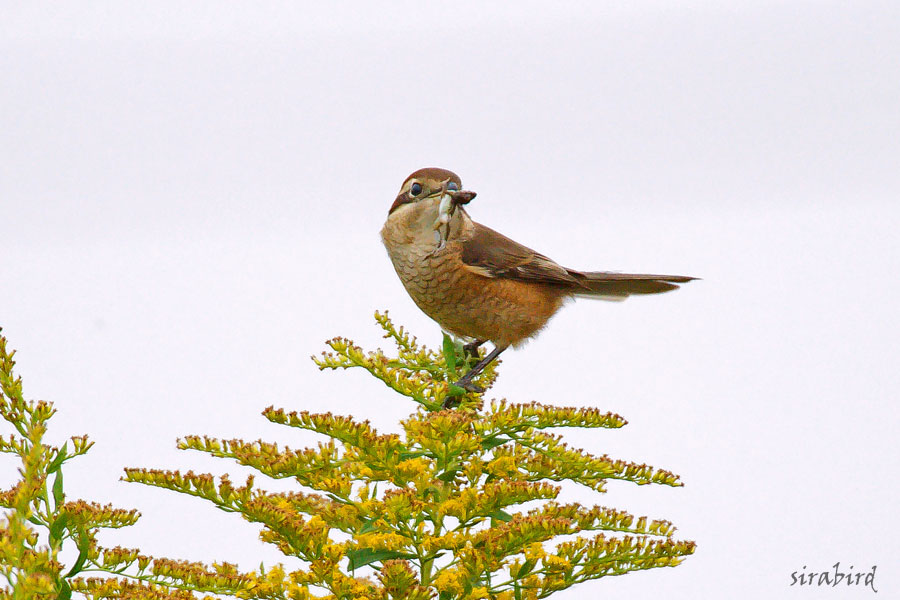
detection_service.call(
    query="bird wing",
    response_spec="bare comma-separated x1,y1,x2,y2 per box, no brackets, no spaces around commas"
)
459,221,697,298
459,222,578,286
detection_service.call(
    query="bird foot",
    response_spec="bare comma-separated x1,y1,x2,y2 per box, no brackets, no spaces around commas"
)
450,379,484,394
462,340,484,361
443,380,484,409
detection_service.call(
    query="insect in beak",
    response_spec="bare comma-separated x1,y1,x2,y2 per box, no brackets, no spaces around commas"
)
431,185,477,252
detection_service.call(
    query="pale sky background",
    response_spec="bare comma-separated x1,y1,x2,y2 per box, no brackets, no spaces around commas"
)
2,2,899,598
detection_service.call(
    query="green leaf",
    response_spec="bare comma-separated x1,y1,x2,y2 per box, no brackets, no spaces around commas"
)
441,334,457,372
52,470,65,507
64,534,90,578
346,548,416,571
446,384,467,397
358,518,378,534
437,466,459,482
58,580,72,600
488,509,513,523
47,442,68,473
481,436,513,450
517,557,538,578
49,513,69,547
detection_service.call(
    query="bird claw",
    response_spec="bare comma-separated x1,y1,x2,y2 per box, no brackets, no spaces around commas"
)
443,379,484,408
462,340,483,360
450,379,484,393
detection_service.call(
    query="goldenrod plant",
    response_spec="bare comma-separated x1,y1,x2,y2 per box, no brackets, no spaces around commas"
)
124,311,695,599
0,331,247,600
0,313,695,600
0,332,141,600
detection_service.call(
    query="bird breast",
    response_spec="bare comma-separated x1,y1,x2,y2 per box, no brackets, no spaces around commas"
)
381,202,565,347
380,198,468,302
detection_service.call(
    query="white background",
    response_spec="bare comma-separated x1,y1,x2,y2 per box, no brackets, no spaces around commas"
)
2,2,898,598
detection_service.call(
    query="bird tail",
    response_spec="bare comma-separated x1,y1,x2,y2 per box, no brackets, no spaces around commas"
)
569,271,697,301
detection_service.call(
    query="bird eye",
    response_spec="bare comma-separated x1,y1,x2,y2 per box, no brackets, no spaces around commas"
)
447,182,459,191
410,182,423,196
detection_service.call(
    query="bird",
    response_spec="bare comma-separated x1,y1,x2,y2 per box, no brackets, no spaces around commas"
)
380,167,695,394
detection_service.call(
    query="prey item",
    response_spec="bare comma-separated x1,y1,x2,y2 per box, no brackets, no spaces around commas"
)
432,189,475,251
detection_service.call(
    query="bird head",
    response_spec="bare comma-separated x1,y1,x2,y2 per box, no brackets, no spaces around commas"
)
389,168,476,215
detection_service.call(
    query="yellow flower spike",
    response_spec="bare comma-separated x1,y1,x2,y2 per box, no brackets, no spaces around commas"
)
524,542,546,561
467,586,490,599
0,318,694,600
432,569,464,595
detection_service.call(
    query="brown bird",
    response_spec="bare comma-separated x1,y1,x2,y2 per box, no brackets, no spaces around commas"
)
381,167,695,393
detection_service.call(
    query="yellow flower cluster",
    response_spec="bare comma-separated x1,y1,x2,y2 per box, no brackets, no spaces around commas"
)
0,312,695,600
115,312,695,598
1,333,142,600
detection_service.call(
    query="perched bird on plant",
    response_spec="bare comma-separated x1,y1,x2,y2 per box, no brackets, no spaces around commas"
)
381,167,695,393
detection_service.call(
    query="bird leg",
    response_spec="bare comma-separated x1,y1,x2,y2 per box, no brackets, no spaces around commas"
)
462,339,485,361
450,344,506,395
